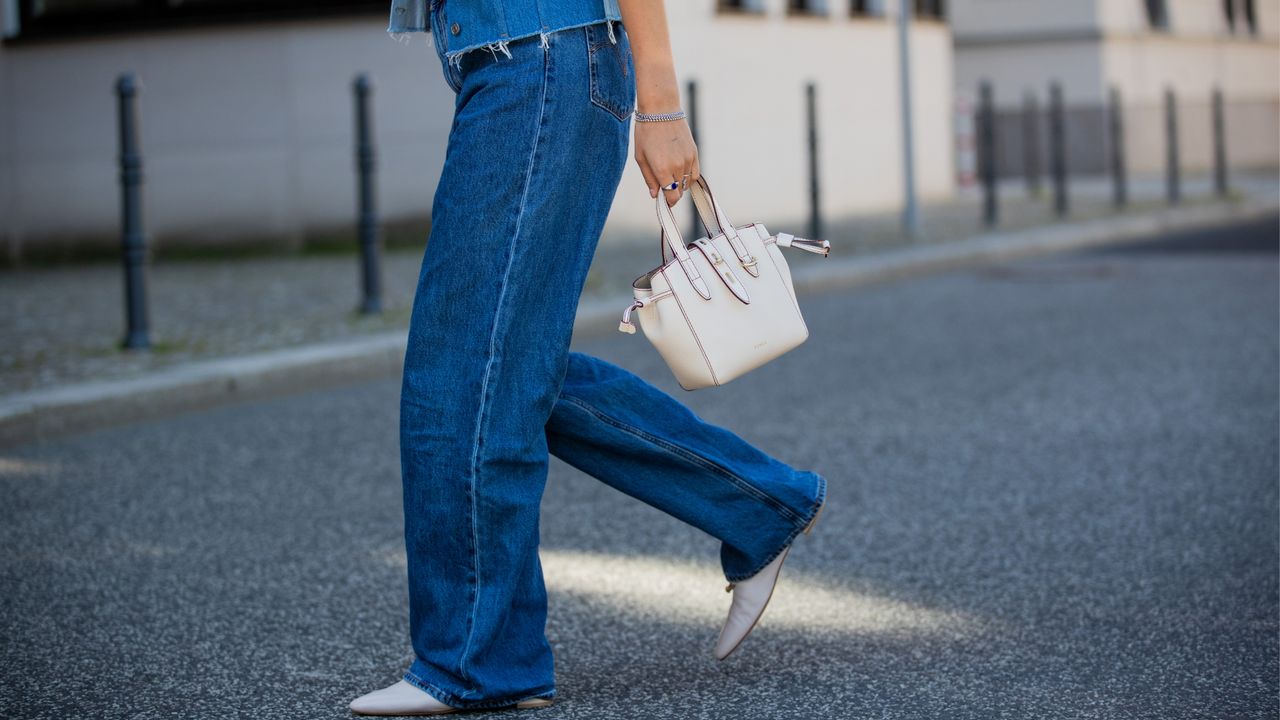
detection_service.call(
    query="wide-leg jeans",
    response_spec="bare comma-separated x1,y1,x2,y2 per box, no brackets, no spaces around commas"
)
400,4,828,709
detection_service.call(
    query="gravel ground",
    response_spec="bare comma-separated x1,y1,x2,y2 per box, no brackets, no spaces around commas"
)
1,173,1257,397
0,215,1276,720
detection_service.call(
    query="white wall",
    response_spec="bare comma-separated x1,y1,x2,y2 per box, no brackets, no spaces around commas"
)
0,1,954,257
0,11,456,258
602,0,954,247
1095,0,1280,37
953,0,1280,103
1099,1,1280,171
949,0,1279,173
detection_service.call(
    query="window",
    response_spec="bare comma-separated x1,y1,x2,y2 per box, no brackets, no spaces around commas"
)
914,0,945,21
788,0,829,16
718,0,766,13
851,0,885,17
1144,0,1169,30
6,0,385,42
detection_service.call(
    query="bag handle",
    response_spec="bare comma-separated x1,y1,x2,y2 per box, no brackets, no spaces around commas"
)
655,186,714,300
661,176,761,278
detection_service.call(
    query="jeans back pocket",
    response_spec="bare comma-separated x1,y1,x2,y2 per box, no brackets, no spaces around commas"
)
585,22,635,122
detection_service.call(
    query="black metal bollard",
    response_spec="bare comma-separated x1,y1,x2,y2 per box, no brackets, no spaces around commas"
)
1165,87,1180,205
978,81,998,227
805,82,821,241
1212,87,1228,197
1049,81,1068,217
685,78,700,239
1109,86,1128,208
1022,91,1042,197
115,72,150,351
353,74,382,315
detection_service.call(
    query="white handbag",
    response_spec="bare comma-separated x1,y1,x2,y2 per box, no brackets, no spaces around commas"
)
616,176,831,390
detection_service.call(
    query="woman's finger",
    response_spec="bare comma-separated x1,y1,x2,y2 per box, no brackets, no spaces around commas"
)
636,154,660,199
660,166,683,207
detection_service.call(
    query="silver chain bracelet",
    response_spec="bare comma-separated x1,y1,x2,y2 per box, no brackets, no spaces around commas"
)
634,109,687,123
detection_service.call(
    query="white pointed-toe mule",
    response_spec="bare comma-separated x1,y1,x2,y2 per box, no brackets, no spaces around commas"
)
349,679,553,716
713,498,826,661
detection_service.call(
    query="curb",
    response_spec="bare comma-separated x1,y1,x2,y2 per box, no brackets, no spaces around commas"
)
2,199,1275,447
791,199,1279,294
0,334,408,447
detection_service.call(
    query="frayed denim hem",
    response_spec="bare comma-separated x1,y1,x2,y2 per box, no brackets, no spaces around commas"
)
723,471,827,584
403,665,556,711
440,17,622,71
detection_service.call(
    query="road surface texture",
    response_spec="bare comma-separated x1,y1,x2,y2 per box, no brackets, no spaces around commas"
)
2,216,1276,719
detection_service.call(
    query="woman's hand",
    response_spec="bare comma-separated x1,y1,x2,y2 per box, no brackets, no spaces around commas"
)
634,117,700,208
616,0,700,207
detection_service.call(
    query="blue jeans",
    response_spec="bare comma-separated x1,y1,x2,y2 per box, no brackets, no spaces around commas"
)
399,3,827,709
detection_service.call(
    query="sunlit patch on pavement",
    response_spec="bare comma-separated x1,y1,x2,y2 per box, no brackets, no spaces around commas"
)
0,457,60,478
374,546,982,639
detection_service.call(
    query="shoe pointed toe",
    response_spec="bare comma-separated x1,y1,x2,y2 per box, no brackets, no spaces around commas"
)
713,546,792,660
350,679,454,716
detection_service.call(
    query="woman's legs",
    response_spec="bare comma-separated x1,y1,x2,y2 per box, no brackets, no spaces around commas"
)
399,18,633,710
547,352,826,583
398,12,825,711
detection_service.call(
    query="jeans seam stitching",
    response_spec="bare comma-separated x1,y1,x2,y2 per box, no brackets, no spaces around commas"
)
587,24,632,121
430,6,462,93
454,32,553,687
559,393,803,523
404,668,556,710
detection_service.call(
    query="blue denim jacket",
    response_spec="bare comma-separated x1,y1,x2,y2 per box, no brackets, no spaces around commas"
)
387,0,623,68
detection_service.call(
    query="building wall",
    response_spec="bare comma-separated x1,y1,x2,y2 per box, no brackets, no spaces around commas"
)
603,0,954,248
949,0,1099,38
0,0,954,259
951,0,1280,178
0,11,458,260
1100,1,1280,172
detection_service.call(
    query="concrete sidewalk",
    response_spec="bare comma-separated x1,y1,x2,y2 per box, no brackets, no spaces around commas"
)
2,173,1277,446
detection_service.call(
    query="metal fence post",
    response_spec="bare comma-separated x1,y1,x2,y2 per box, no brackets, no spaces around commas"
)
898,2,920,238
1049,81,1068,217
978,81,998,227
115,72,150,350
353,74,382,315
806,81,821,241
1212,86,1228,197
1022,91,1042,198
1165,87,1180,205
1109,86,1127,208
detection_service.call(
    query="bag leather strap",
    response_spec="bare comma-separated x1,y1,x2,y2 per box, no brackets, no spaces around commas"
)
660,176,761,278
774,232,831,256
691,238,750,304
688,177,760,278
655,186,714,300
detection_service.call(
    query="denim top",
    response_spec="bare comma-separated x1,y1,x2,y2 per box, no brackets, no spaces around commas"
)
387,0,623,65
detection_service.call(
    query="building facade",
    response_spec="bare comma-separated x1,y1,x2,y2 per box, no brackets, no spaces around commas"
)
950,0,1280,178
0,0,953,261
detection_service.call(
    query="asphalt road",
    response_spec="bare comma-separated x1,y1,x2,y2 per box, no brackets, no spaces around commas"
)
2,216,1277,720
